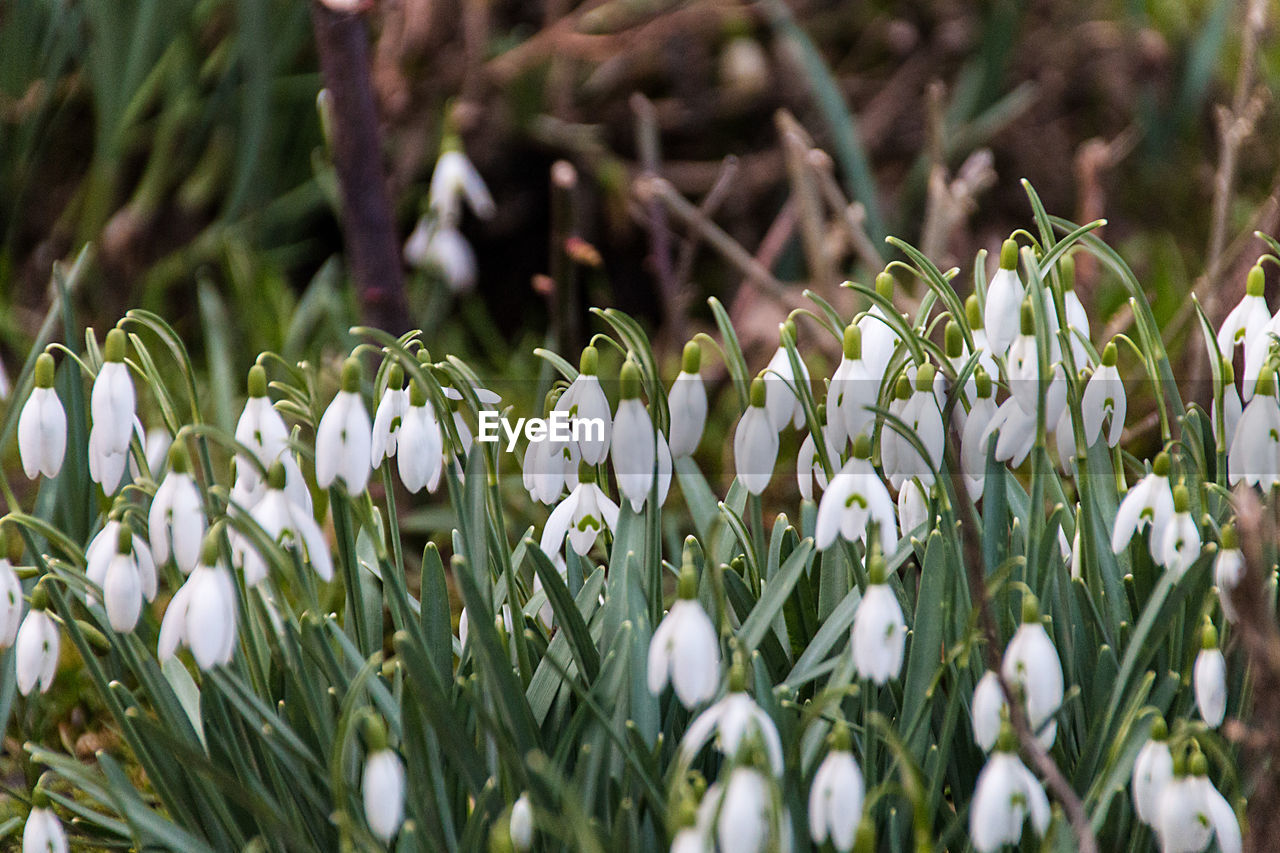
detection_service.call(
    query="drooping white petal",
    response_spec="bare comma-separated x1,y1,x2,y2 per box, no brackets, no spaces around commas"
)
808,750,863,851
612,398,656,512
971,671,1005,753
18,387,66,480
1131,736,1173,826
23,807,69,853
1002,621,1063,747
0,561,23,647
315,391,373,494
1194,647,1227,728
668,372,707,458
362,749,406,843
15,610,58,695
733,407,778,496
103,553,142,633
984,268,1025,355
716,768,772,853
851,584,906,684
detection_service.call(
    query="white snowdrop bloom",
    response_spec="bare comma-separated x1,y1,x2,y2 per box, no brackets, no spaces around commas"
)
86,519,156,606
428,147,495,225
1213,363,1243,448
539,466,619,558
1217,265,1270,358
0,557,21,648
1005,302,1042,415
89,330,137,490
1111,454,1175,560
102,526,144,633
1160,485,1201,577
654,432,673,507
984,240,1025,356
522,418,579,505
970,671,1004,752
362,747,406,843
1228,365,1280,489
960,369,997,500
158,535,237,670
15,606,58,695
1059,259,1092,367
962,295,1001,385
370,364,408,467
1082,341,1126,447
827,324,878,447
857,272,901,381
762,329,809,432
715,768,774,853
315,358,373,494
510,793,533,852
969,729,1050,853
814,436,897,557
897,478,928,538
242,462,334,584
668,341,708,458
980,396,1036,468
1215,524,1244,621
796,423,839,502
1156,751,1240,853
88,426,131,493
733,378,779,496
669,827,707,853
1054,404,1077,474
405,220,478,293
852,560,906,685
234,365,291,478
681,681,784,776
808,726,864,852
1131,718,1173,827
1001,596,1063,748
17,353,65,480
883,364,944,489
553,346,612,465
647,562,720,708
1194,621,1227,728
396,383,444,494
148,444,205,575
612,362,657,512
22,799,68,853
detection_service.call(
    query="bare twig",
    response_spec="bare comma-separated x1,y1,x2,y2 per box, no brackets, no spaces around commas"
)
631,93,684,340
807,149,885,272
776,110,835,292
671,155,739,290
919,81,997,267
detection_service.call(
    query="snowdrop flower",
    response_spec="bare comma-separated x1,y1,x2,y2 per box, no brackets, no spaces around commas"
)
827,324,877,447
762,323,809,431
159,532,237,670
680,664,784,775
1112,452,1174,560
510,793,533,852
882,364,943,489
1194,620,1227,728
733,377,779,496
15,593,58,695
17,353,65,480
232,365,309,512
1082,341,1126,447
969,724,1050,852
648,559,720,708
361,719,405,843
1215,523,1244,622
428,146,495,225
1160,484,1201,577
961,368,997,500
612,361,657,512
808,722,864,852
315,358,373,494
539,464,619,558
397,381,444,494
89,329,136,490
1156,749,1240,853
370,364,408,467
1058,254,1092,367
148,443,205,574
981,396,1037,468
669,827,706,853
970,671,1004,752
522,391,579,505
852,553,907,684
668,341,708,458
1228,363,1280,489
897,478,928,539
405,220,478,293
554,346,612,465
1131,717,1173,827
1217,264,1270,358
796,410,839,502
23,792,67,853
711,767,776,853
0,546,22,648
964,295,1001,383
240,462,333,585
86,517,157,606
1005,300,1042,414
984,239,1025,355
102,524,144,633
1213,361,1243,448
857,272,900,382
1002,595,1063,748
815,435,897,556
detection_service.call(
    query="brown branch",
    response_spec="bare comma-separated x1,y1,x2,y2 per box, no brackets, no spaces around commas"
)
631,93,684,341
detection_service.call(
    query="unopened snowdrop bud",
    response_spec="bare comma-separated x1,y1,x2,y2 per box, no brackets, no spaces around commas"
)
1228,363,1280,488
897,478,928,538
961,367,997,500
970,671,1005,752
715,767,776,853
734,378,779,495
148,442,206,574
1218,264,1270,357
1214,361,1244,448
1082,340,1126,447
969,723,1050,852
668,341,708,458
1216,524,1244,621
851,552,906,684
89,329,137,490
17,353,66,480
158,530,237,670
370,363,408,467
102,524,143,633
554,346,612,465
361,718,405,843
23,788,68,853
827,324,876,446
648,558,720,708
538,463,620,558
1001,595,1063,748
509,793,533,852
763,321,809,431
315,358,373,494
1160,484,1201,577
815,434,897,556
1131,717,1172,827
1057,254,1091,366
1112,451,1175,561
612,361,657,512
1195,619,1227,728
808,721,865,852
984,239,1025,355
15,589,58,695
397,380,444,494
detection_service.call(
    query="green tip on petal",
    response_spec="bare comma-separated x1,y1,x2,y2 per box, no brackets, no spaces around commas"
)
409,379,428,408
199,528,221,567
1059,253,1076,291
1221,523,1238,551
620,361,641,400
1102,341,1118,367
965,293,983,329
995,720,1017,753
852,433,872,460
579,345,599,376
894,375,912,401
974,367,992,399
945,321,963,358
387,363,404,389
1149,716,1168,742
681,341,701,374
340,357,362,393
827,720,852,752
1019,299,1035,336
577,460,596,485
999,238,1019,271
1021,593,1040,624
1247,264,1265,297
34,353,56,389
875,271,895,299
1201,619,1219,650
1172,483,1190,513
247,364,268,398
267,461,288,491
749,376,767,408
104,328,127,363
914,362,936,392
843,324,862,360
115,523,133,557
1153,452,1171,477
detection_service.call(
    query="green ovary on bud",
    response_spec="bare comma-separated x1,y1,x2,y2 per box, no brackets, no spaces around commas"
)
727,651,749,692
115,523,133,556
409,380,428,408
362,715,389,752
965,293,983,329
780,318,797,344
30,579,50,611
1257,363,1277,397
1247,264,1265,297
1188,749,1208,778
999,238,1019,271
1149,716,1169,742
945,321,963,358
843,324,862,360
677,561,698,600
168,441,190,475
619,361,641,400
579,345,599,376
827,719,852,752
1201,619,1219,650
247,364,268,398
749,376,767,407
894,375,912,401
1221,523,1238,551
34,353,56,389
867,551,886,585
104,328,127,363
681,340,701,374
1019,299,1034,336
853,818,876,853
1153,451,1171,477
974,366,992,399
267,460,288,491
852,433,872,460
386,363,404,390
1101,340,1118,367
1,526,22,564
875,271,895,299
199,527,221,567
995,719,1017,753
577,460,596,485
1172,483,1190,513
340,357,362,393
1021,592,1040,624
915,362,935,393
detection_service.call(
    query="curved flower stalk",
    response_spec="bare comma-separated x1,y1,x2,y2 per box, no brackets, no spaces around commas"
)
1194,620,1227,728
827,324,877,448
733,377,778,496
984,239,1025,356
15,588,58,695
159,531,237,670
554,346,612,465
648,558,720,709
851,551,906,684
763,323,809,432
89,329,137,491
668,341,708,458
1155,748,1240,853
315,357,373,495
1082,341,1126,448
815,435,896,556
539,464,619,558
969,724,1050,853
1112,452,1174,561
808,722,864,852
612,361,657,512
680,660,784,776
1160,484,1201,576
370,363,408,467
1131,717,1173,827
237,462,334,585
148,443,206,575
17,353,66,480
396,380,444,494
1002,595,1063,748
